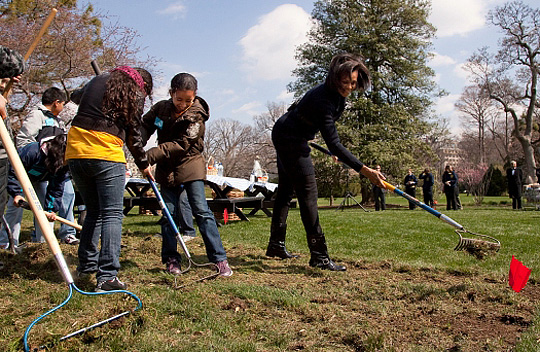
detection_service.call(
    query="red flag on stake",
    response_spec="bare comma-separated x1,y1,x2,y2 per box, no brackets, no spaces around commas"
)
509,256,531,293
223,208,228,225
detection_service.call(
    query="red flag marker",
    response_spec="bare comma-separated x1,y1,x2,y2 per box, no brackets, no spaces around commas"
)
223,208,229,225
509,256,531,292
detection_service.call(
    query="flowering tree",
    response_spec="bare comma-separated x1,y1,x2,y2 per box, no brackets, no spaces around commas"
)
458,163,492,205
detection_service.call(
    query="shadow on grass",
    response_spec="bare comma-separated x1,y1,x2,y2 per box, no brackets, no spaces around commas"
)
0,245,78,283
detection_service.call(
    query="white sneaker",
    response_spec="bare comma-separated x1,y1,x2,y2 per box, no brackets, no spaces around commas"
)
182,235,196,242
63,234,80,245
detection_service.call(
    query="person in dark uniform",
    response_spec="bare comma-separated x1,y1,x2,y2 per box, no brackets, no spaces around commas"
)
372,165,386,211
266,53,386,271
403,169,418,209
506,160,523,209
442,165,458,210
419,168,434,207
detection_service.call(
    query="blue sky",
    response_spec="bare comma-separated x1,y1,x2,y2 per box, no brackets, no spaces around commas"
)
86,0,537,135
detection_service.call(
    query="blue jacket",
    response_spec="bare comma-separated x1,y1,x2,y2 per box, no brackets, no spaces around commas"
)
7,142,68,212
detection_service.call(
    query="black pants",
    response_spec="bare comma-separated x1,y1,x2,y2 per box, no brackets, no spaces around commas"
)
511,196,522,209
445,187,457,210
423,188,433,207
373,187,385,211
271,155,322,241
405,187,416,209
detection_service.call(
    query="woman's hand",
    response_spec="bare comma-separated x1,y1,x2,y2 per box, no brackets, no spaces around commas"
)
361,166,387,188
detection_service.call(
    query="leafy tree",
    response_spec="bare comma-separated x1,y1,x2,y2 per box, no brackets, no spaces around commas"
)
290,0,443,200
466,1,540,183
0,0,157,128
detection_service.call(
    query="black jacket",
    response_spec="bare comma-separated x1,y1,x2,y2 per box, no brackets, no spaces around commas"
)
506,167,523,197
70,74,149,170
272,83,364,175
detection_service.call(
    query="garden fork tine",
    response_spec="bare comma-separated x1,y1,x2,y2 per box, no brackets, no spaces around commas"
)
146,176,220,287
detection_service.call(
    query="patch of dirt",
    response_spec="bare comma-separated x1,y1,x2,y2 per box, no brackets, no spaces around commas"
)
223,246,540,351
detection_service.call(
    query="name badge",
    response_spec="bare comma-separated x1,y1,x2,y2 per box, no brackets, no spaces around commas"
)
154,117,164,129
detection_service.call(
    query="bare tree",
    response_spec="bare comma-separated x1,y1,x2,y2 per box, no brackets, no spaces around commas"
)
466,1,540,182
204,119,259,178
456,85,500,164
1,1,158,129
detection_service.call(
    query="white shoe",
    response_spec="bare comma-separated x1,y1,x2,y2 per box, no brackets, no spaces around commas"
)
63,234,80,245
182,235,196,242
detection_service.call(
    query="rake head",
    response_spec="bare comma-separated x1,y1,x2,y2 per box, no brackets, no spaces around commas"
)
454,230,501,259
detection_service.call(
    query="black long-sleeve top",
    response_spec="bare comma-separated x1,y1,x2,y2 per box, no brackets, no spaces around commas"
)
272,83,364,174
69,74,149,170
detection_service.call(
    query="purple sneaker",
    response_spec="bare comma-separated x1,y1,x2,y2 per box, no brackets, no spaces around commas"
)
216,260,233,277
166,258,182,275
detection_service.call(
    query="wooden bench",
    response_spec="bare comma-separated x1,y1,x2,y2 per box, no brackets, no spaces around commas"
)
206,196,264,221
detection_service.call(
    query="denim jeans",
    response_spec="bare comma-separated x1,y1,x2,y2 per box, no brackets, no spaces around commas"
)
0,158,9,216
0,180,54,246
69,159,125,282
161,180,226,264
57,179,76,239
31,179,76,242
178,188,196,237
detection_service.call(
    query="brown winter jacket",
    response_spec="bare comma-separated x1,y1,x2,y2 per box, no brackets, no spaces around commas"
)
141,97,208,188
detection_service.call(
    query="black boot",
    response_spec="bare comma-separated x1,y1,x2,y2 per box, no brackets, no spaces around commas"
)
266,224,299,259
308,235,346,271
266,241,300,259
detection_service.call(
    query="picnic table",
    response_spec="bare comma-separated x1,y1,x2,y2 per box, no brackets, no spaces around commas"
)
205,175,291,221
123,178,160,215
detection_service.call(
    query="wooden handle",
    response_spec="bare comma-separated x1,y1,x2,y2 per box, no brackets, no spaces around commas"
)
55,216,82,232
3,8,58,99
19,200,82,231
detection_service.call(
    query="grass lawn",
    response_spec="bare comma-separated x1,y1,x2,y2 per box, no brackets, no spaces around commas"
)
0,196,538,351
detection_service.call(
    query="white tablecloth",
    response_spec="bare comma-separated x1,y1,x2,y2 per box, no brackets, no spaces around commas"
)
206,175,277,193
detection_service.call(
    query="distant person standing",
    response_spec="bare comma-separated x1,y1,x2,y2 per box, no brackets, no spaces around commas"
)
372,165,386,211
442,165,458,210
506,160,523,210
403,169,417,209
418,168,434,207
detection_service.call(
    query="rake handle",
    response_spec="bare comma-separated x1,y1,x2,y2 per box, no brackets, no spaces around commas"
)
146,175,192,259
309,142,465,231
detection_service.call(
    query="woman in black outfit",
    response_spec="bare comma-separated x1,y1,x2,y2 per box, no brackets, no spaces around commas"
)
266,53,386,271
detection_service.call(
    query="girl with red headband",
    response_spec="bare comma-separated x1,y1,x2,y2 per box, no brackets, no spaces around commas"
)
66,66,153,291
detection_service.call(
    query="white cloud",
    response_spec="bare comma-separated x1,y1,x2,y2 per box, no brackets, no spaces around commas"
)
276,89,294,102
429,52,456,67
239,4,313,81
232,101,263,115
435,94,460,116
453,63,471,82
157,1,187,19
429,0,488,37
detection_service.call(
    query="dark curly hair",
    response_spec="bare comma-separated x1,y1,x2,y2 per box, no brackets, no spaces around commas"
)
102,67,153,127
43,134,67,174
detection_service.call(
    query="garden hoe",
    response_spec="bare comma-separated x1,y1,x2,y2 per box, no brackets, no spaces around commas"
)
147,175,220,288
1,9,142,351
309,142,501,258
